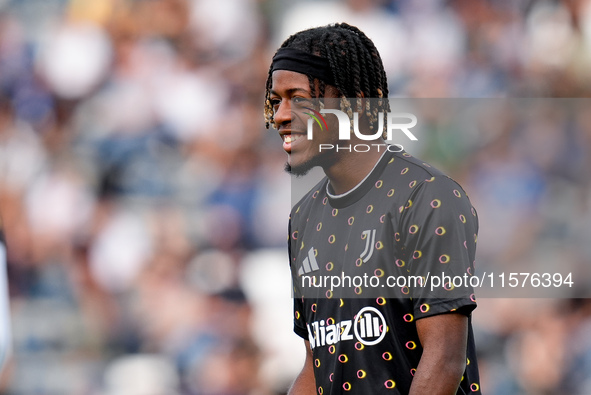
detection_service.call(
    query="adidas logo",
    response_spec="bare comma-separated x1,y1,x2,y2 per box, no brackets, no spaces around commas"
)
298,247,319,276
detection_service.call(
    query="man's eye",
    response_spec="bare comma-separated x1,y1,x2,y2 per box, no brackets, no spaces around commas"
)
270,99,281,110
293,97,311,107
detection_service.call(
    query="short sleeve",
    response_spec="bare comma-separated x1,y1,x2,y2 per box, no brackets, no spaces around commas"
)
288,214,309,339
397,176,478,319
293,297,308,340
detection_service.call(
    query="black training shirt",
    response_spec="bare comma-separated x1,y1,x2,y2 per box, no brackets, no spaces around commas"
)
288,149,481,394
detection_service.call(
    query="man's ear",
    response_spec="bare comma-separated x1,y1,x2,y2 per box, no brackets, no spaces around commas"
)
323,84,341,98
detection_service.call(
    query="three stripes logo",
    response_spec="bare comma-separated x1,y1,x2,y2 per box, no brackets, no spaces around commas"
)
298,247,319,276
359,229,376,263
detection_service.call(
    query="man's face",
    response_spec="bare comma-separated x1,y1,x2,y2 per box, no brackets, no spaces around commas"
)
270,70,339,176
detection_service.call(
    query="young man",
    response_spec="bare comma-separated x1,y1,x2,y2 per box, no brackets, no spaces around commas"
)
265,23,480,394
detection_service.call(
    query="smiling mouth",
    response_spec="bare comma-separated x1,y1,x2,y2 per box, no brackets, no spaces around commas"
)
282,132,307,153
283,134,305,144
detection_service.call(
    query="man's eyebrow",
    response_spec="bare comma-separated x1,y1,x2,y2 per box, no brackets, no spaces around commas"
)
270,87,311,96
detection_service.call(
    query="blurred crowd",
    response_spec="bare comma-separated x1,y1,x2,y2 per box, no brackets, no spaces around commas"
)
0,0,589,394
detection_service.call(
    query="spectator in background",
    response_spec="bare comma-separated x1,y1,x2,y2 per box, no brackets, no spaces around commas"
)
0,217,11,374
0,0,589,394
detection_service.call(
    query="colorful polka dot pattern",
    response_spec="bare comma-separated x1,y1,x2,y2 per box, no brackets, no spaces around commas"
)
289,150,480,394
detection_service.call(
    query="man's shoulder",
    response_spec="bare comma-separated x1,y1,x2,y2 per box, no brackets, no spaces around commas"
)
290,176,329,219
388,151,447,180
389,152,471,197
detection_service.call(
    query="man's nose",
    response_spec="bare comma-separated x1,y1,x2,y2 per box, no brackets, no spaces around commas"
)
274,100,291,126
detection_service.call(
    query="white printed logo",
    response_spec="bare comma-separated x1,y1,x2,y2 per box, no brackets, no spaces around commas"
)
298,247,319,276
353,306,387,346
307,306,387,349
359,229,376,263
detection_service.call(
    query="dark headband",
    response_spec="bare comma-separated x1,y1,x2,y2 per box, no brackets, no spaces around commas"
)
271,48,335,85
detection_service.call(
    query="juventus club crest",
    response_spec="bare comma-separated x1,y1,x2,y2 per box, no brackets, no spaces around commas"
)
359,229,376,263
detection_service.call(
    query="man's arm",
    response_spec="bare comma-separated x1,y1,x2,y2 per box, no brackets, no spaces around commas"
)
409,313,468,395
0,227,10,373
288,340,316,395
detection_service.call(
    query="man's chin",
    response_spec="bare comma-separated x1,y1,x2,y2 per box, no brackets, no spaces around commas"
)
284,150,337,177
284,160,315,177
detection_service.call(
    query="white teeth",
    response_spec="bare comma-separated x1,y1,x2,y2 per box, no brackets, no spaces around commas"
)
284,134,302,144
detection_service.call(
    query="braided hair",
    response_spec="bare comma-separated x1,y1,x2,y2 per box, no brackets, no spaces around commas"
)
264,23,390,135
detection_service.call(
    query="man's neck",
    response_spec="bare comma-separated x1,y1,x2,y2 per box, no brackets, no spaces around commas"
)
323,141,386,195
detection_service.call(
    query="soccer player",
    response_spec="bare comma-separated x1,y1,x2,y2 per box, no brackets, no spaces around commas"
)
264,23,480,394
